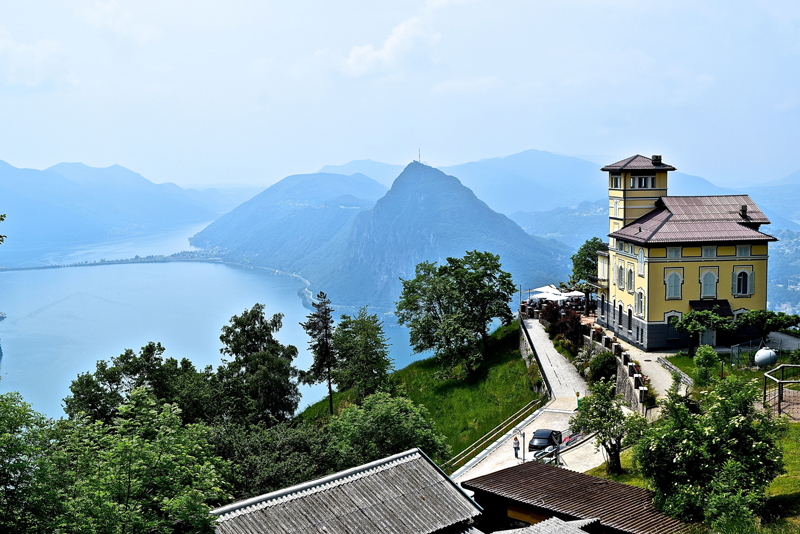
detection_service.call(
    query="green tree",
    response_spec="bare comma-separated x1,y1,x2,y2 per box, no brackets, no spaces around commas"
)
218,305,300,426
211,421,340,500
299,292,338,416
673,308,735,355
0,390,57,532
736,309,800,346
569,379,647,475
64,342,216,425
328,392,450,465
634,375,786,523
54,389,230,533
332,306,393,402
587,350,617,384
396,250,515,378
569,237,603,288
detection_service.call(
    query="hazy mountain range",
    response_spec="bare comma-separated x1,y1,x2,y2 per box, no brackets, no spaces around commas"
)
192,162,571,307
0,161,258,266
3,148,800,311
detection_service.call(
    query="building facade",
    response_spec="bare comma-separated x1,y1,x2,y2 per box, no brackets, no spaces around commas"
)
592,155,776,351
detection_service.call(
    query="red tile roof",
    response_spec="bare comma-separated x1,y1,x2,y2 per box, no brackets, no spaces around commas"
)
610,195,776,245
601,155,676,172
461,462,691,534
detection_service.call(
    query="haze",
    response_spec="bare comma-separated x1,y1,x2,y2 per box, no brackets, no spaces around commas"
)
1,0,799,187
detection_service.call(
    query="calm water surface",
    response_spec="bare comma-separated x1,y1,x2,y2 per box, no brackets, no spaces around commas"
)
0,226,416,417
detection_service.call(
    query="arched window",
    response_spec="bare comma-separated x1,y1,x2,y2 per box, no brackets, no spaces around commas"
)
702,271,716,298
627,269,634,292
637,249,645,275
618,304,623,326
737,271,749,295
636,291,645,316
627,308,632,331
618,265,625,288
667,272,681,299
600,294,606,318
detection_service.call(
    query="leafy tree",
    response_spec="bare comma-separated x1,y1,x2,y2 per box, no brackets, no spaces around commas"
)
299,292,338,415
64,342,216,425
0,390,57,532
217,306,300,426
211,421,341,500
396,250,515,378
569,236,603,288
332,306,393,402
539,301,561,324
569,379,646,475
328,392,450,465
634,375,786,523
737,309,800,345
556,309,582,345
673,308,735,355
54,389,230,533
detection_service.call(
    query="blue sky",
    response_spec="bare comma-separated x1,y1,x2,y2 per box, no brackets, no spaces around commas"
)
1,0,799,187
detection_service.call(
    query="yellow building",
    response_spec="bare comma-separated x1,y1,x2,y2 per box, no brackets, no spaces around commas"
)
591,155,776,350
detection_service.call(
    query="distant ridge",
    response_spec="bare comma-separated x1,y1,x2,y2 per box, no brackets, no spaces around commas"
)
193,162,571,308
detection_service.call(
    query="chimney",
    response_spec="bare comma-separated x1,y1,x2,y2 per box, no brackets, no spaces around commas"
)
740,204,748,218
652,155,662,166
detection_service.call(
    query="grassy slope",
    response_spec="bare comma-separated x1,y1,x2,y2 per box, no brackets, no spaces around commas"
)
299,321,540,458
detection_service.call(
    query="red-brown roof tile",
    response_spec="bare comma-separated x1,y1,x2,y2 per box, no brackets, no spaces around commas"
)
610,195,776,245
601,155,676,172
461,461,691,534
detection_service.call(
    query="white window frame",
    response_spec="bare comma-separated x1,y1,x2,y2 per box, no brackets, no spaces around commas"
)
667,247,681,259
618,264,625,288
702,246,716,258
637,249,645,275
736,245,751,257
627,268,635,293
666,270,682,300
732,267,755,296
701,269,718,298
612,175,621,189
635,290,645,316
613,200,619,217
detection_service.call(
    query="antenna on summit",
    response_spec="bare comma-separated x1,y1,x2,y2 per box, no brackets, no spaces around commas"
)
418,149,421,163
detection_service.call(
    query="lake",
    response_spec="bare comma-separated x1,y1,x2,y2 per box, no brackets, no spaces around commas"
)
0,225,418,417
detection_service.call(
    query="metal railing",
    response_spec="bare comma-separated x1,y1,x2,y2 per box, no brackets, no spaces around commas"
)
442,397,544,474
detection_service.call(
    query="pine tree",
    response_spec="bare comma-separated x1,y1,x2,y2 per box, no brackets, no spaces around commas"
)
299,292,337,415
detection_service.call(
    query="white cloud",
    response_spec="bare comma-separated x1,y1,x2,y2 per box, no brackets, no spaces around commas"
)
343,16,431,76
0,31,67,87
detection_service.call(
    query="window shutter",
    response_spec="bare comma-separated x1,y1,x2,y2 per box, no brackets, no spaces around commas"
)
749,272,755,295
732,273,737,294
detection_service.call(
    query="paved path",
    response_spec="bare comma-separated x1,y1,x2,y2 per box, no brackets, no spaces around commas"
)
523,319,589,398
609,336,683,398
454,398,604,484
453,321,599,484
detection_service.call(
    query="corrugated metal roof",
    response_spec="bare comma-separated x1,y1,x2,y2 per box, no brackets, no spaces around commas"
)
601,155,676,172
212,448,482,534
609,195,776,245
461,461,691,534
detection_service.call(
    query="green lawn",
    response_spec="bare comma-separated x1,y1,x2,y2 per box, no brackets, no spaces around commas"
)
584,448,648,489
299,321,541,458
666,352,796,384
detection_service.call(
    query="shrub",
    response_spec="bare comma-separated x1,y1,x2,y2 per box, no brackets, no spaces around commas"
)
540,302,561,324
588,351,617,384
574,346,596,377
693,345,719,386
557,310,583,346
788,348,800,365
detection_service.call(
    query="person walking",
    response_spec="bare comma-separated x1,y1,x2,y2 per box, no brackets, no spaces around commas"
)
512,436,520,459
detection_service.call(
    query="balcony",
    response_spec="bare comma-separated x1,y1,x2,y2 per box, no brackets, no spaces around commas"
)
588,274,608,290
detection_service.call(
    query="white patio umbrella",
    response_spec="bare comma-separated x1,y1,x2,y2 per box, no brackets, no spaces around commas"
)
561,291,585,298
528,292,554,299
532,284,561,294
543,294,569,301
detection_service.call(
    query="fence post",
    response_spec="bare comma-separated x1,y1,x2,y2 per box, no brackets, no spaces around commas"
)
763,375,767,406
